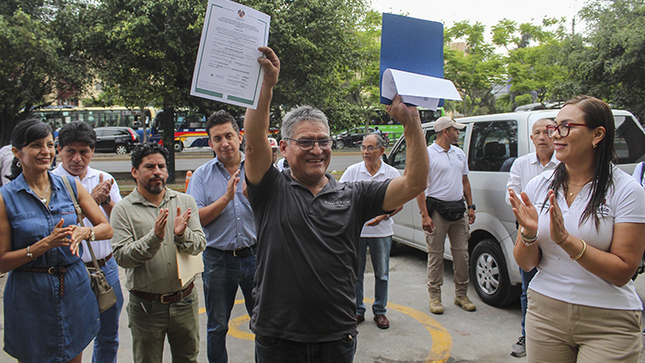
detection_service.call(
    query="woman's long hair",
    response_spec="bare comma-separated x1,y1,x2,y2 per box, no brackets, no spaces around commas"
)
8,119,53,180
545,95,616,229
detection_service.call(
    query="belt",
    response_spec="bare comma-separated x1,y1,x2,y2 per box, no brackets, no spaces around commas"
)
212,245,257,258
84,253,113,268
17,265,70,296
130,282,195,304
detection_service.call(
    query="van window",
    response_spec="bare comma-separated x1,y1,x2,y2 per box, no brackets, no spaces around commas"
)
614,116,645,164
388,128,437,170
469,121,518,172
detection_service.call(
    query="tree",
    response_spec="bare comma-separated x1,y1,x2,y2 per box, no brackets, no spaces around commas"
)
86,0,207,182
239,0,373,129
561,0,645,121
491,18,568,108
443,21,506,116
0,0,91,145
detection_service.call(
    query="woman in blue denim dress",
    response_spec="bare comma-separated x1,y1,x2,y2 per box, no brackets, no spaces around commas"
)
0,119,113,363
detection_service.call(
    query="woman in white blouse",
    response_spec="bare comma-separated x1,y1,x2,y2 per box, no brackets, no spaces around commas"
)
509,95,645,363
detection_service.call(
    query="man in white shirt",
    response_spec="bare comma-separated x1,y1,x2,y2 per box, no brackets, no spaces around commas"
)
339,133,402,329
505,118,557,358
0,144,13,186
52,121,124,363
416,117,476,315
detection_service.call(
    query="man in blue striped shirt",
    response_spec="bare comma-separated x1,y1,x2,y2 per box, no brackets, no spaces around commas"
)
186,110,256,363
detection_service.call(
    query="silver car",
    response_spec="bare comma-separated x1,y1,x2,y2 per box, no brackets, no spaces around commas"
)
386,109,645,307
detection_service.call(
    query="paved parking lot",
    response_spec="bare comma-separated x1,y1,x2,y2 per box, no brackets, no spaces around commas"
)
2,246,645,362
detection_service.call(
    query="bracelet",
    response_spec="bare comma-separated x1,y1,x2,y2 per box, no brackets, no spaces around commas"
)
521,230,538,246
571,239,587,261
26,245,36,261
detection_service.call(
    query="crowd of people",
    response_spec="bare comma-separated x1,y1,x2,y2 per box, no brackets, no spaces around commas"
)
1,47,645,363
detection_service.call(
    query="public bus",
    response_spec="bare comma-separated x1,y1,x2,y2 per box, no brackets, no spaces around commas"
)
33,105,155,133
149,110,210,152
32,106,210,152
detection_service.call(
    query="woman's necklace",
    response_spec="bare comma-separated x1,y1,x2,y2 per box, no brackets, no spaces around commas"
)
32,183,50,204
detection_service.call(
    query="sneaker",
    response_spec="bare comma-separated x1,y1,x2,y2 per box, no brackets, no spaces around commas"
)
429,297,444,314
454,295,476,312
510,336,526,357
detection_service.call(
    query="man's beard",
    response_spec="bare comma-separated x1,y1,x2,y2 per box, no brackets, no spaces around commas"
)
144,177,166,194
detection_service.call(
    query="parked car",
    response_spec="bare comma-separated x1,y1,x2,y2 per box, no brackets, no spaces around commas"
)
332,127,376,149
386,109,645,307
94,127,140,154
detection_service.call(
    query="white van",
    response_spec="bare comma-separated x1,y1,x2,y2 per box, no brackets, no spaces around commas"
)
386,109,645,307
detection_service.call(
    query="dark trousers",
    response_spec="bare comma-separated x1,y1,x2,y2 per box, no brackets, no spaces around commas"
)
255,335,356,363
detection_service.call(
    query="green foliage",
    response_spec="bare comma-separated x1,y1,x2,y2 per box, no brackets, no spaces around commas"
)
491,18,568,109
560,0,645,121
0,0,91,145
237,0,373,130
444,21,506,116
85,0,206,112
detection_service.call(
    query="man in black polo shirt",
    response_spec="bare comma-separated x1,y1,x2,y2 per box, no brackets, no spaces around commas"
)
243,47,429,363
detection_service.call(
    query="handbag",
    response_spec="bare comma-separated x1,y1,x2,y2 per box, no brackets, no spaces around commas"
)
427,197,466,222
61,176,117,313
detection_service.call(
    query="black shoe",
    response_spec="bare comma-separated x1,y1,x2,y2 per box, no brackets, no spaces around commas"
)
355,314,365,324
373,314,390,329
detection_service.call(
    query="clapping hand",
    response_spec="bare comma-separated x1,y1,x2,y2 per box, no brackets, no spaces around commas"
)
91,174,114,206
508,188,538,237
173,207,191,237
154,208,170,239
548,190,569,245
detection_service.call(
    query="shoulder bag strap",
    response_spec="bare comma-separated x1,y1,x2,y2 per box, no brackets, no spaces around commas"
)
61,176,100,269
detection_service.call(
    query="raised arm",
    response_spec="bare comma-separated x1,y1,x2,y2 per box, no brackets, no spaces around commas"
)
382,96,429,211
244,46,280,186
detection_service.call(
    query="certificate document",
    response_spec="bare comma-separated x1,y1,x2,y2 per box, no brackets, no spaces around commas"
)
191,0,270,109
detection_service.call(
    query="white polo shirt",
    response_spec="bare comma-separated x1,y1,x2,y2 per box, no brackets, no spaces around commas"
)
424,142,469,202
505,152,559,205
52,164,122,262
526,166,645,310
632,162,645,188
340,161,399,237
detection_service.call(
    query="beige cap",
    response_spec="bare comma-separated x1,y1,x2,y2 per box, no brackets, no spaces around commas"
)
434,117,466,132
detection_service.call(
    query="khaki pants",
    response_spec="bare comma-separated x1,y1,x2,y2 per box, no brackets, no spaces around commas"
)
526,289,642,363
426,211,470,298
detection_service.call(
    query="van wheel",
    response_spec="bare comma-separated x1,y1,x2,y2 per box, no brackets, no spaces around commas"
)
115,144,128,155
470,239,520,307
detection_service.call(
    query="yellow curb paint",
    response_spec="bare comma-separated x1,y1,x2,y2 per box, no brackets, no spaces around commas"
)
372,297,452,363
203,298,451,363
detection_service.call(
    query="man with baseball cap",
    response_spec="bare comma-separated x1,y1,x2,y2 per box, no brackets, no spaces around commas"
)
416,116,477,315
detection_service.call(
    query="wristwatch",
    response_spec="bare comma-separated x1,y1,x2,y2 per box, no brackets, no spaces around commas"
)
100,195,111,206
89,228,96,242
468,204,476,211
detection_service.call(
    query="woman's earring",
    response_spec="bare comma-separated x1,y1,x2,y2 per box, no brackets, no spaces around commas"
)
592,142,597,149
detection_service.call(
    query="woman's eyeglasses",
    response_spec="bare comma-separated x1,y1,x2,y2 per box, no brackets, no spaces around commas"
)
546,123,588,138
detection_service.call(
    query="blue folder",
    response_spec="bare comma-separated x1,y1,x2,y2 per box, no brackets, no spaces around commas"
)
380,13,444,105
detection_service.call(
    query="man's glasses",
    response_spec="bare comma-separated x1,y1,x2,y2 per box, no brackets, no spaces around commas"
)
546,123,588,138
360,145,379,152
284,138,332,151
